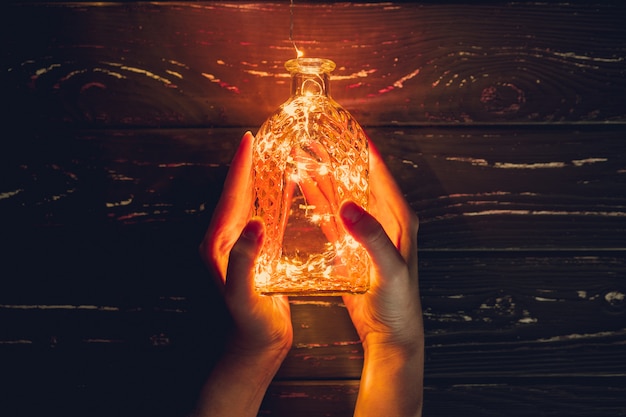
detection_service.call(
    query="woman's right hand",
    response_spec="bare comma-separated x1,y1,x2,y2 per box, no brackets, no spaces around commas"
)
339,140,423,417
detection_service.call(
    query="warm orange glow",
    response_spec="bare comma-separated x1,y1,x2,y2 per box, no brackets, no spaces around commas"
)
252,59,369,296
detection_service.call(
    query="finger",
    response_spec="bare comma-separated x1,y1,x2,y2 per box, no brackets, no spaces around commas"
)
368,140,403,239
297,172,340,243
368,139,419,262
339,201,405,283
224,218,265,303
209,131,254,233
218,131,255,214
199,132,255,279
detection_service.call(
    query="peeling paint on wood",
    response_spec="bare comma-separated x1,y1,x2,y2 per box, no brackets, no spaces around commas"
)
2,1,626,416
5,2,626,127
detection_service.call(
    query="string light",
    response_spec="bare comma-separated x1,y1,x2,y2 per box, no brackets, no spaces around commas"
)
252,54,369,295
290,0,304,58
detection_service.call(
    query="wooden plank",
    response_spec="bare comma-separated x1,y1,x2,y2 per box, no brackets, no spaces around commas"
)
420,252,626,340
1,247,624,377
3,126,624,250
262,380,626,417
2,353,625,417
369,125,626,250
5,2,626,127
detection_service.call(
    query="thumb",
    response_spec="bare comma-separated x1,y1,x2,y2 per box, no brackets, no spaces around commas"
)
339,201,405,281
224,218,265,299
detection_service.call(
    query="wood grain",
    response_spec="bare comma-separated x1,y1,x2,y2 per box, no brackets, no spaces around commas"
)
5,2,626,127
1,128,623,382
262,380,626,417
3,127,624,249
2,1,626,416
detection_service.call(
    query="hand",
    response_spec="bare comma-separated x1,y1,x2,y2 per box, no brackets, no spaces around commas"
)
339,139,423,417
340,140,422,353
199,131,293,357
193,132,293,417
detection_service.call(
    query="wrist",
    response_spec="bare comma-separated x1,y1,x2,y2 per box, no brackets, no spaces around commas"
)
362,336,422,371
226,331,291,370
193,335,290,417
361,322,423,360
357,337,424,417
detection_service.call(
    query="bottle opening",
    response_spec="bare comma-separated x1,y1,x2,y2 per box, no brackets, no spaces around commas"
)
285,58,336,74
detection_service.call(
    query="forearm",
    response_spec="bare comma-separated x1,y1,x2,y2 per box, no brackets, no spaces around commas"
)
192,346,286,417
354,344,424,417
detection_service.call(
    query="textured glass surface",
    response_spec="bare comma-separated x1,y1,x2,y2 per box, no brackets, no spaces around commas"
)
253,58,370,295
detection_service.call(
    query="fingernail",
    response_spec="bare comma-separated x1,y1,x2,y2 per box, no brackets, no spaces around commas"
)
340,201,364,225
242,219,263,241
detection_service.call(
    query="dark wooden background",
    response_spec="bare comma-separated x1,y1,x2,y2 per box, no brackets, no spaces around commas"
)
2,1,625,416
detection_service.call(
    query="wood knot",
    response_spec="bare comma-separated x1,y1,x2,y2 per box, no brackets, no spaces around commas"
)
480,83,525,115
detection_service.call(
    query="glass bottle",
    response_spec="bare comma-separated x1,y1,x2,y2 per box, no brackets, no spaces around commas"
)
252,57,370,295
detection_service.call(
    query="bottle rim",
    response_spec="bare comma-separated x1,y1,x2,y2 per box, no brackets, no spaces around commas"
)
285,58,336,74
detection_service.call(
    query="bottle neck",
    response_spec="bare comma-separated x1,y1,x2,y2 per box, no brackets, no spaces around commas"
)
290,71,331,98
285,58,335,99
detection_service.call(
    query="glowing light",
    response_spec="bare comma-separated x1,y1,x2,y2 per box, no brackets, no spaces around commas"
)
252,58,369,295
308,213,333,225
309,214,322,224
